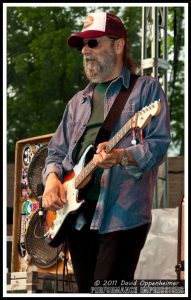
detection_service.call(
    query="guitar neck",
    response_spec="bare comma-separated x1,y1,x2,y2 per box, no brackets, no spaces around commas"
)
75,159,97,189
105,118,131,153
75,118,132,189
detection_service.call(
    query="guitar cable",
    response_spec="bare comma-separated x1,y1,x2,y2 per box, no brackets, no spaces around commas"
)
33,183,46,239
37,183,45,225
33,219,47,239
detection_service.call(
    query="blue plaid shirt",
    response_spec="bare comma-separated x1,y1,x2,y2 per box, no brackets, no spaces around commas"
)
42,67,171,234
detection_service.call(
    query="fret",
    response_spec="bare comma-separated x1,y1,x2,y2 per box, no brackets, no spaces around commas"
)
117,129,122,140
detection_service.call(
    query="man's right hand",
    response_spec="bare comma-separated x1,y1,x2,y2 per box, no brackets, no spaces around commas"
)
42,172,66,211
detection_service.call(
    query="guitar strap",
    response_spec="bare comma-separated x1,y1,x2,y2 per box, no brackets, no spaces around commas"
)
94,73,139,148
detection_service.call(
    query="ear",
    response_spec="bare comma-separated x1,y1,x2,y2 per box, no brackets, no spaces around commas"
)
115,38,125,55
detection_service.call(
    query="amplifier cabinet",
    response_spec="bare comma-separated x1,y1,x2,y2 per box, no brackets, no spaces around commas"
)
11,134,73,275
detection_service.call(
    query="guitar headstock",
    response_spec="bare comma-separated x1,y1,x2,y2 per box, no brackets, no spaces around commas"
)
136,100,161,129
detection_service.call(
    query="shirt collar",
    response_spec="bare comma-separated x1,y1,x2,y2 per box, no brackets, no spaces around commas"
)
81,67,131,103
82,82,96,102
117,66,131,89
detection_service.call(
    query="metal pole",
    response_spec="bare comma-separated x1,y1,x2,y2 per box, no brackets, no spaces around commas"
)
141,7,169,208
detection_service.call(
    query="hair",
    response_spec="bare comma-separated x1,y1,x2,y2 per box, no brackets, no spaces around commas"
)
122,38,138,74
109,34,138,74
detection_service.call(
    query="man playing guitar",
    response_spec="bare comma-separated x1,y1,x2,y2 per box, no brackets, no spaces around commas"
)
42,11,171,293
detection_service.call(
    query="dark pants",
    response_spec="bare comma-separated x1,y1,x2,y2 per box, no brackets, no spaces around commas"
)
67,223,150,293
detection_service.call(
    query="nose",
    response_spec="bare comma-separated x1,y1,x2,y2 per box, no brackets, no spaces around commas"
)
81,43,91,55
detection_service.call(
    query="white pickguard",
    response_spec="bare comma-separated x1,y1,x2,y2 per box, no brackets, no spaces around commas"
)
45,145,94,241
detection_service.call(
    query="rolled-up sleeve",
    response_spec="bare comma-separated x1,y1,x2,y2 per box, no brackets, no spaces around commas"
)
127,78,171,175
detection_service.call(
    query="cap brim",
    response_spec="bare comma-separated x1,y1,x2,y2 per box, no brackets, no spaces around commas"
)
67,30,106,48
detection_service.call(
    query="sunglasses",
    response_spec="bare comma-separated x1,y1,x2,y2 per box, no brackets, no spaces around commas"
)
77,37,118,51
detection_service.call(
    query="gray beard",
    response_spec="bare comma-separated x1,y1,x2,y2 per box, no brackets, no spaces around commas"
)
83,49,117,83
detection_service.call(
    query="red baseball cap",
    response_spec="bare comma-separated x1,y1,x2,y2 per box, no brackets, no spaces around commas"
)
67,12,127,48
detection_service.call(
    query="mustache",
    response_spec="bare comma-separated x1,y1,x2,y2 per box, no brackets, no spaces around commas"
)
83,55,97,63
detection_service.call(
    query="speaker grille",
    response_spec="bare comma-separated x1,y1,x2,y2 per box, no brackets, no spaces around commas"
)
25,210,63,268
27,144,48,199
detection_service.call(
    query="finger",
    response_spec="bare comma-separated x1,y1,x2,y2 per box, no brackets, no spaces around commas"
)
93,154,99,166
42,191,60,208
58,185,67,204
42,194,51,208
44,197,64,211
93,154,110,168
96,142,108,153
49,202,64,211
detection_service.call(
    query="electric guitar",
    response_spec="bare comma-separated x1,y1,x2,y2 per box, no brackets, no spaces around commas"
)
44,100,161,247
